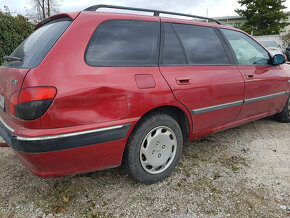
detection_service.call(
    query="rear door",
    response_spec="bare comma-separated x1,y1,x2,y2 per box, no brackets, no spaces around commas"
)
159,21,245,132
220,29,289,119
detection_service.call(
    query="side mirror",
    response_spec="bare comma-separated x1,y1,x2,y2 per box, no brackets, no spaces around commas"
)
286,46,290,51
272,54,286,65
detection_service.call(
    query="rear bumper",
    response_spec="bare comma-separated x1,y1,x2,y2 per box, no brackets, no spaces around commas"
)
0,117,133,177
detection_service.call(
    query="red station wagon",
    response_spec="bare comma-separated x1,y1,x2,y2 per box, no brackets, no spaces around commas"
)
0,5,289,184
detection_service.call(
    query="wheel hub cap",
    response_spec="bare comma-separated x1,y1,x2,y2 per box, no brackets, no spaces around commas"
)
140,126,177,174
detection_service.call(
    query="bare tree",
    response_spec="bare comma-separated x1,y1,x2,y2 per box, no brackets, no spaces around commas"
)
26,0,60,23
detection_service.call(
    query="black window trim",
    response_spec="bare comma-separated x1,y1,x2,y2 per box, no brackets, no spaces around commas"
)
84,19,161,67
218,28,273,67
215,28,239,65
159,22,190,66
159,21,235,67
213,27,236,65
169,23,190,64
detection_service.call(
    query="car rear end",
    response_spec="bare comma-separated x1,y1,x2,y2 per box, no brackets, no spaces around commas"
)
0,12,91,177
1,15,76,124
0,15,73,125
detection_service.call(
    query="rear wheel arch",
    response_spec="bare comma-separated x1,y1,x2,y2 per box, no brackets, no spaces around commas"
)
133,105,191,142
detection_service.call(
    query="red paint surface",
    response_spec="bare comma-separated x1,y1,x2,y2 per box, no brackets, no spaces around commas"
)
35,12,81,30
237,65,289,119
14,139,127,178
160,65,245,131
135,74,156,89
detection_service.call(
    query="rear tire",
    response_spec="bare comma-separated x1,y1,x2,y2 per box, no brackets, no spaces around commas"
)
124,113,183,184
275,96,290,123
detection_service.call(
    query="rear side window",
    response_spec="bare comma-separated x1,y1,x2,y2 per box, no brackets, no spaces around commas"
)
85,20,159,66
3,19,72,69
172,23,229,65
161,23,187,65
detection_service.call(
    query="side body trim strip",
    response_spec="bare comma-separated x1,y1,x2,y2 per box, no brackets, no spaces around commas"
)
16,125,124,141
11,123,132,153
244,91,288,104
192,100,243,115
191,91,289,115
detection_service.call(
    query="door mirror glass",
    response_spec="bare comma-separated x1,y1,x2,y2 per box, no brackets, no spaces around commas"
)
272,54,286,65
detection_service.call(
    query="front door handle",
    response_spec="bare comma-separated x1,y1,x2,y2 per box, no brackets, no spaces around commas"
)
176,77,191,85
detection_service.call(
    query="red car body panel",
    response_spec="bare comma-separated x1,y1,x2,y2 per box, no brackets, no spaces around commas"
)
0,11,289,178
237,65,289,119
159,65,245,131
15,138,128,178
34,11,81,30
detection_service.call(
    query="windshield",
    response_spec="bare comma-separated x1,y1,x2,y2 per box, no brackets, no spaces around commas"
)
3,19,72,69
259,41,279,48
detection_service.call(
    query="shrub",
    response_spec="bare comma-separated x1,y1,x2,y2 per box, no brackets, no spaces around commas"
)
0,8,34,64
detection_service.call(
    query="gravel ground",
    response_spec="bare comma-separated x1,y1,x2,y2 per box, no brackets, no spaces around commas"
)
0,116,289,217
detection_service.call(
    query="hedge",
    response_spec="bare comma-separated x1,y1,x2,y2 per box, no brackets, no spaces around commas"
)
0,10,34,64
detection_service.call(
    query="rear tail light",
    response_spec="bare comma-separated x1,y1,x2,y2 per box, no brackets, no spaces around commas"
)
9,87,56,120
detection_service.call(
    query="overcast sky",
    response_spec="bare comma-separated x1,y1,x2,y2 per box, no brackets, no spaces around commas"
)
1,0,290,18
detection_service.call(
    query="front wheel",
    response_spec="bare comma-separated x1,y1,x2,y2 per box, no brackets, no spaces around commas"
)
275,96,290,123
124,113,183,184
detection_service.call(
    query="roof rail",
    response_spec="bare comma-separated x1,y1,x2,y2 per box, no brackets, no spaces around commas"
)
83,4,222,25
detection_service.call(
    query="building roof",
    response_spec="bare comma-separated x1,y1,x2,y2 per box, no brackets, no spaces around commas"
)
212,15,241,20
212,11,289,20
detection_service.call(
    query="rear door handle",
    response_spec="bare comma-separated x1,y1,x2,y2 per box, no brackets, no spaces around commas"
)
245,73,254,79
176,77,191,85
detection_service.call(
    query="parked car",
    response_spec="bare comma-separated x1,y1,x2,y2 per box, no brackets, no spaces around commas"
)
258,40,284,56
0,5,289,184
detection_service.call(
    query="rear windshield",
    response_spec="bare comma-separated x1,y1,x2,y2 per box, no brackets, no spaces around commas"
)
3,19,72,69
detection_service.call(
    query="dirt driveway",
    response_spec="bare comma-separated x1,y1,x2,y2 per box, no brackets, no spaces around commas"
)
0,117,289,217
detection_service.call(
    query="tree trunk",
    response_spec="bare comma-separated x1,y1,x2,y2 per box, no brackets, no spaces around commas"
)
47,0,50,17
42,0,46,19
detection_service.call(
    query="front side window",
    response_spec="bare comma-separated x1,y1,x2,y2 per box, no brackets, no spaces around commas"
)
85,20,159,66
221,29,270,66
172,23,229,65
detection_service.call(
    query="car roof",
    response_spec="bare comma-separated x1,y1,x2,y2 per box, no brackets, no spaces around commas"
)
81,10,238,30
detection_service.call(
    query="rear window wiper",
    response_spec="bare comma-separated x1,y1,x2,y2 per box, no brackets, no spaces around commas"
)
3,56,22,62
